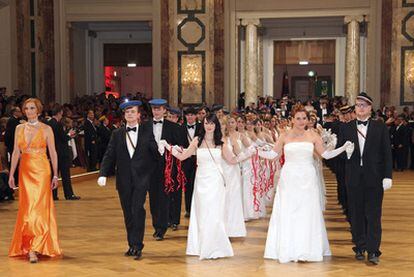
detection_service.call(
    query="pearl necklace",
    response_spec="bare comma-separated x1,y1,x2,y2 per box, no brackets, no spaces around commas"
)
28,120,39,126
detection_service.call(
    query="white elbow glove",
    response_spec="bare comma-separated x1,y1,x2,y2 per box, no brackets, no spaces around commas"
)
321,141,353,160
382,178,392,191
97,176,107,187
235,146,256,162
257,149,278,160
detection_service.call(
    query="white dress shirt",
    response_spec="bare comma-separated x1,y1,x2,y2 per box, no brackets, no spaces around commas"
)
357,120,369,166
187,124,196,141
126,124,138,158
153,118,163,143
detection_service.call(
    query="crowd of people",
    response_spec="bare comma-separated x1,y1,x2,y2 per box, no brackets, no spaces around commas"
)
0,87,411,265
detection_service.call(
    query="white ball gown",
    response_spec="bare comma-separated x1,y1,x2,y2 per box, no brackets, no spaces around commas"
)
186,148,234,259
264,142,331,263
222,138,246,237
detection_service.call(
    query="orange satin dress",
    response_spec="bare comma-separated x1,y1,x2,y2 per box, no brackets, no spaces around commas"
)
9,124,62,257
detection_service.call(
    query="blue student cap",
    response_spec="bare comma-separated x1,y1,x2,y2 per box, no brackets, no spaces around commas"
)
149,98,167,106
119,100,142,110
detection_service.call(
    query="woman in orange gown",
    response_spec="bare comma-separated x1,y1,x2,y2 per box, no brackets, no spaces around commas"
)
8,98,62,263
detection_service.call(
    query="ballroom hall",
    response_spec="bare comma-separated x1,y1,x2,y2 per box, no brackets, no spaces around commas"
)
0,1,414,276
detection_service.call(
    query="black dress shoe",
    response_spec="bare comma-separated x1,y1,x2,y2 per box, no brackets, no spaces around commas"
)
368,253,380,265
124,248,138,257
134,250,143,260
171,224,178,231
152,231,158,238
353,247,365,261
154,233,164,241
184,212,190,218
66,195,81,200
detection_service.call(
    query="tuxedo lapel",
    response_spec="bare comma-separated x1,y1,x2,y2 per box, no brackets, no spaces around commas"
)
132,125,144,157
120,127,130,158
161,121,167,140
350,120,361,158
362,120,374,158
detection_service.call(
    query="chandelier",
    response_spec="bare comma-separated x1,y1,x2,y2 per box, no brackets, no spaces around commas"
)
182,56,202,88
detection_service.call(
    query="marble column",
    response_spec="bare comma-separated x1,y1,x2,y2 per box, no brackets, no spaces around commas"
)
37,0,55,102
15,0,31,95
257,28,264,97
344,15,363,105
242,19,260,108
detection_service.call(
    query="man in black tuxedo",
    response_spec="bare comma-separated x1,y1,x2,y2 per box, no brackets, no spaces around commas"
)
84,110,98,171
97,116,113,164
181,107,201,218
315,95,332,125
389,115,410,171
5,107,22,162
48,104,80,200
98,100,160,260
165,107,187,230
338,92,393,265
5,106,22,192
148,99,181,240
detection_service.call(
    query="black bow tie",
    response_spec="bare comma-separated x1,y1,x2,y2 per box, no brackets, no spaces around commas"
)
357,120,368,126
187,125,195,129
127,127,137,132
153,120,163,125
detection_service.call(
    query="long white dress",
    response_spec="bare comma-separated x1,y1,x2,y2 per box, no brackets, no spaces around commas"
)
241,137,258,221
186,148,234,259
264,142,331,263
313,155,326,211
222,138,247,237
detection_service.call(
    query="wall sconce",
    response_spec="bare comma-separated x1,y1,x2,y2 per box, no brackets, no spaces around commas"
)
181,57,202,89
406,52,414,88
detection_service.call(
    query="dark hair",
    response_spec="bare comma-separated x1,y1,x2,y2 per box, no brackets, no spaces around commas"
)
198,113,223,147
51,104,63,116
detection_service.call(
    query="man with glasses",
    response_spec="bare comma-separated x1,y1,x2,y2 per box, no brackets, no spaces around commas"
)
338,92,393,265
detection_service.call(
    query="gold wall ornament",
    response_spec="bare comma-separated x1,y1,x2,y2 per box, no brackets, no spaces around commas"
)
406,52,414,88
181,55,202,88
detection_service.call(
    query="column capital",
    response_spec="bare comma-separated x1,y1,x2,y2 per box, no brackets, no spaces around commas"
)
241,18,260,27
344,15,365,24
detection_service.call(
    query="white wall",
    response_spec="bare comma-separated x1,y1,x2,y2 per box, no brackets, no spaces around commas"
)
0,6,11,93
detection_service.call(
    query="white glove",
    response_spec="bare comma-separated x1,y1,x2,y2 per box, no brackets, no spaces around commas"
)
330,135,337,149
235,146,256,162
171,147,180,158
97,176,107,187
158,139,170,155
345,142,355,159
247,145,257,156
383,178,392,191
321,141,353,160
172,145,182,152
257,149,278,160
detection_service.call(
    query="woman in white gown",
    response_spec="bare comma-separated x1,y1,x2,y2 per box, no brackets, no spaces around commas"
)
257,105,353,263
307,114,327,211
169,114,254,260
222,116,247,237
237,117,258,221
